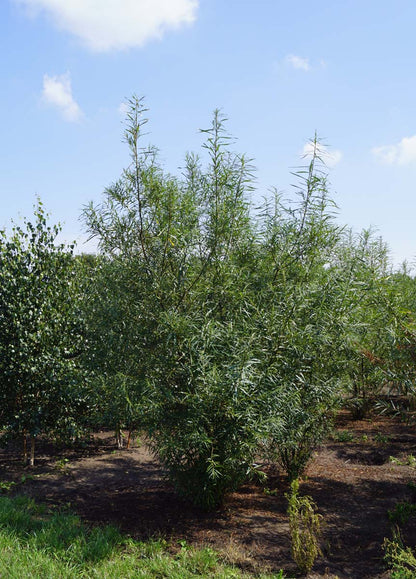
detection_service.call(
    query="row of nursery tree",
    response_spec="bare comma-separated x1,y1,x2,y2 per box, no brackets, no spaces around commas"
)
1,97,415,509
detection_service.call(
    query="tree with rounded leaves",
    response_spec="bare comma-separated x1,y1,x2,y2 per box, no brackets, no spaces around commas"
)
0,202,86,464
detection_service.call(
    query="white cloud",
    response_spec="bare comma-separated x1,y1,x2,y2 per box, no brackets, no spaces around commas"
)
372,135,416,165
302,142,342,168
118,102,129,116
15,0,198,52
285,54,310,71
42,72,83,122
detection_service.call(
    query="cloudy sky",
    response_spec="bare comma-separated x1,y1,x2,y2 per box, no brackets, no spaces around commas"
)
1,0,416,265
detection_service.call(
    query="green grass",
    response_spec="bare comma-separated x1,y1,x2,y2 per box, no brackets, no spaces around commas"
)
0,495,284,578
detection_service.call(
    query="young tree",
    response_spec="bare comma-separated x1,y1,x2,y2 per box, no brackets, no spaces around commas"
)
0,202,85,464
84,98,265,508
386,266,416,396
80,254,146,447
253,141,357,479
338,229,397,417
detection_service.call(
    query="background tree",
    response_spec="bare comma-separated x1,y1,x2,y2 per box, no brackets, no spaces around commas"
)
0,202,86,464
337,229,405,418
80,254,146,447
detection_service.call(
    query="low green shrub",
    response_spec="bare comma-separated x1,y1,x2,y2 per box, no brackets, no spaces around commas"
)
286,479,322,574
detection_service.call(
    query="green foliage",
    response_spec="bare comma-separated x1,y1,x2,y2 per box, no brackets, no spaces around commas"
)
331,430,355,443
255,138,352,480
388,501,416,526
0,481,16,493
83,99,264,509
383,266,416,398
384,528,416,579
286,479,322,574
0,201,87,460
338,233,416,418
337,229,393,417
82,98,368,507
389,455,416,468
79,254,145,439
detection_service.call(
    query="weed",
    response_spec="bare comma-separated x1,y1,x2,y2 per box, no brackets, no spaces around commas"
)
55,458,70,471
178,539,190,551
263,487,279,496
332,430,355,443
390,455,416,467
384,527,416,579
0,476,36,493
374,432,391,444
0,481,16,493
286,479,322,574
388,501,416,525
0,495,285,578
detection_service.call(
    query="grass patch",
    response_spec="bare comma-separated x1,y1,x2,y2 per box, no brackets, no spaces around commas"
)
0,495,284,578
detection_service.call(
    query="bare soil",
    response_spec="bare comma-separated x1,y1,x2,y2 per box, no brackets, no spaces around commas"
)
1,412,416,578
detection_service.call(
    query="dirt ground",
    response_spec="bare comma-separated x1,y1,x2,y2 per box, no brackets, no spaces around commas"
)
1,412,416,578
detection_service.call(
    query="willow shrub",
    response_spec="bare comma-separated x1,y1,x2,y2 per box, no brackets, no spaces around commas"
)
253,144,357,479
334,231,416,419
336,229,394,417
84,98,358,508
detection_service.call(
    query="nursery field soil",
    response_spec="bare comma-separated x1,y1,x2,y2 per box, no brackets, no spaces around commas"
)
1,412,416,578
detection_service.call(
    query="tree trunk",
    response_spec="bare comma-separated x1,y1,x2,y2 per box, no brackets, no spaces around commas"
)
29,436,35,466
23,431,28,465
116,427,123,449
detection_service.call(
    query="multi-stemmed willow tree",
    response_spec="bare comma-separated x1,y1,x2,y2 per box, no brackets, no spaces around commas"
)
84,99,263,508
251,149,361,480
83,97,363,508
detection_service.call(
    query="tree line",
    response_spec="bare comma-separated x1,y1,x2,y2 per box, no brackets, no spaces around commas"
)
1,96,415,508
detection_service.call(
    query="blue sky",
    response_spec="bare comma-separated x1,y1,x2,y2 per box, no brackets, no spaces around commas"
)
1,0,416,265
